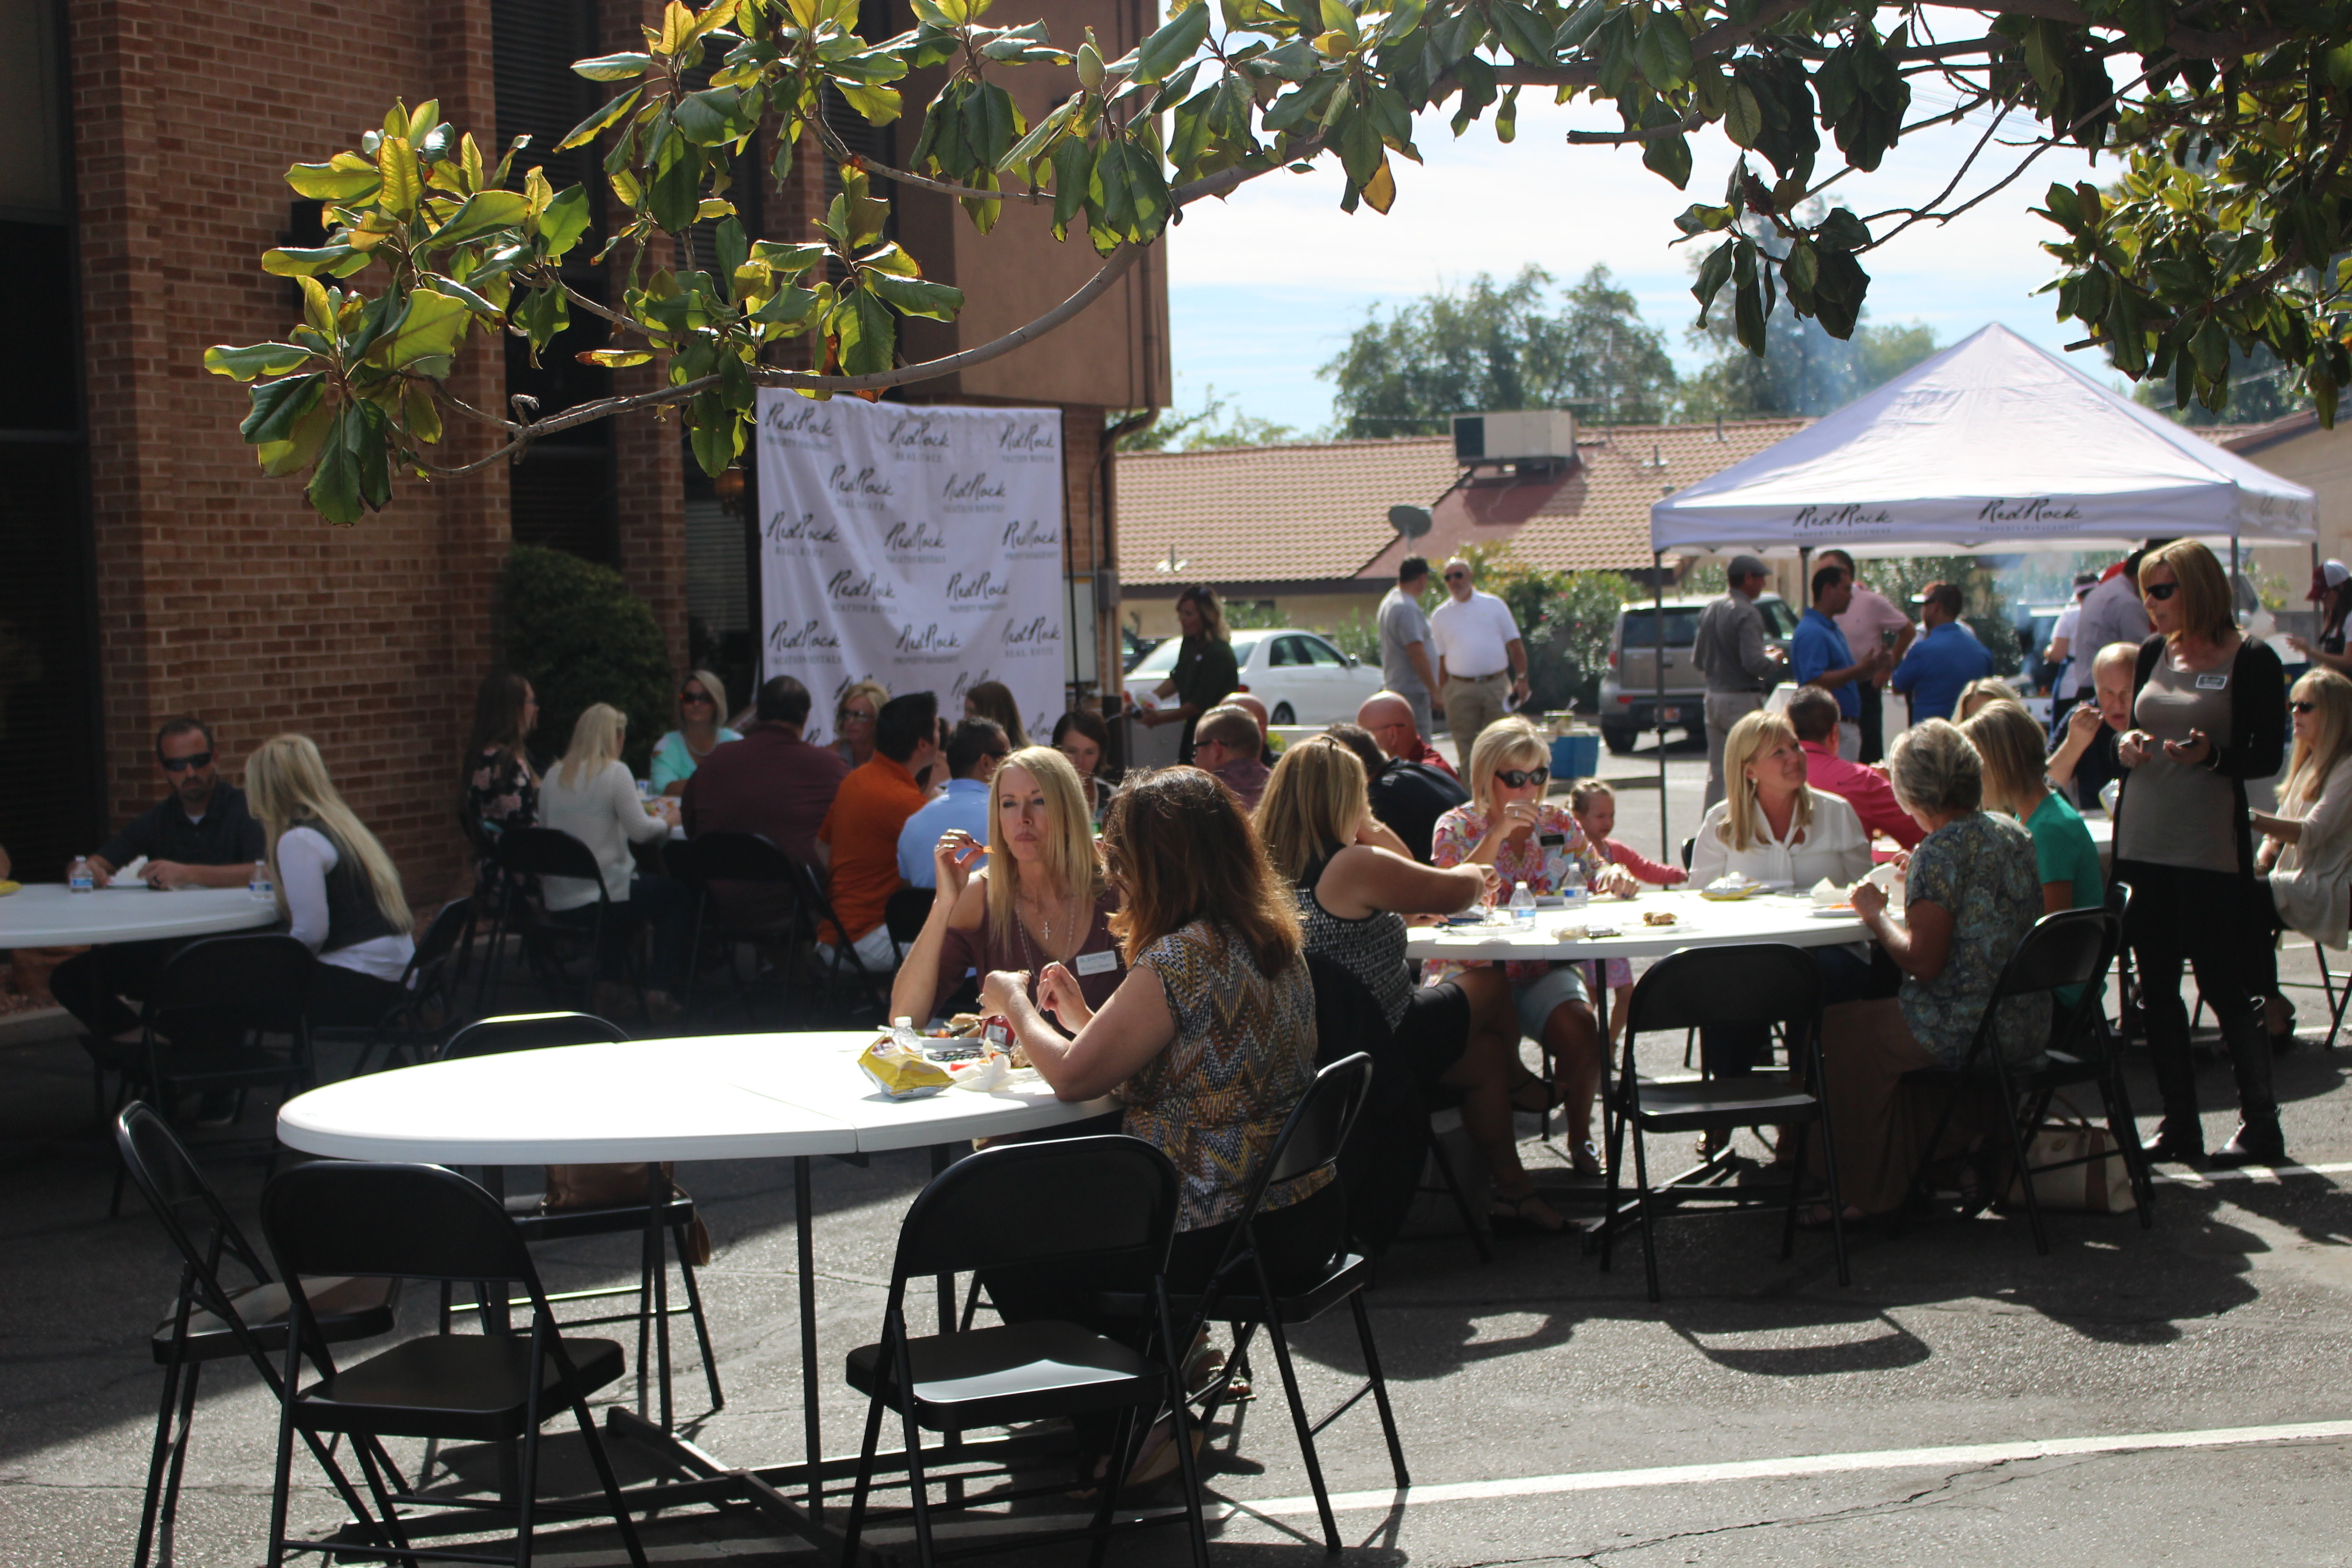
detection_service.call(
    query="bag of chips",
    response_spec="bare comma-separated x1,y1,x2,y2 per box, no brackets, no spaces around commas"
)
858,1036,956,1099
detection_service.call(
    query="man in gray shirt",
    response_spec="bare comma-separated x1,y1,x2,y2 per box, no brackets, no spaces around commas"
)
1693,553,1788,811
1377,557,1441,744
2075,543,2161,657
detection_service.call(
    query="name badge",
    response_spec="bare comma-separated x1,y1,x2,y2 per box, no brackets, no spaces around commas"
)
2194,673,2229,691
1073,949,1121,977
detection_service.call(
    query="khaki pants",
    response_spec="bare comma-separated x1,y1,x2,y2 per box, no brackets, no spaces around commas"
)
1838,720,1862,762
1443,672,1512,755
1703,690,1766,812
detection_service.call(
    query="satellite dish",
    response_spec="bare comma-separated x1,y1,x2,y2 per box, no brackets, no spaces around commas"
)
1388,504,1433,538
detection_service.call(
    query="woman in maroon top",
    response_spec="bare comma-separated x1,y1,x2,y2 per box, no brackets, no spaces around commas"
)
889,745,1123,1022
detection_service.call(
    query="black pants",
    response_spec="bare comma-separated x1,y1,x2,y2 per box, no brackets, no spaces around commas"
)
1856,681,1885,765
310,961,411,1028
550,874,693,991
52,940,180,1040
2118,858,2263,1131
1700,944,1899,1076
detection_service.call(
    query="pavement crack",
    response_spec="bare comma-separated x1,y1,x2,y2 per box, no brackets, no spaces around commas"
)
1551,1459,2040,1563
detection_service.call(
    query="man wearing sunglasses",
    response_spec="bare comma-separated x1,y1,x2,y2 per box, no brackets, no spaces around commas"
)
53,718,268,1057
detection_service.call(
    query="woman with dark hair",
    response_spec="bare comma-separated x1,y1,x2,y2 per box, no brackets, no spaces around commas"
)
962,680,1031,749
461,668,539,852
2114,539,2289,1166
1051,706,1114,821
2288,559,2352,673
1134,584,1239,763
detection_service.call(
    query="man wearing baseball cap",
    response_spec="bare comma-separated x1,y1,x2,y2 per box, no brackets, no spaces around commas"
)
1692,552,1788,810
2288,558,2352,674
1888,580,1994,724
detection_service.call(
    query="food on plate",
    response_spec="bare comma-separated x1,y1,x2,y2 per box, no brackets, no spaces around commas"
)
1643,910,1678,927
1809,876,1855,911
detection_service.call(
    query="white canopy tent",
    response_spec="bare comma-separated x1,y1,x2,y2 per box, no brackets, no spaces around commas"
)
1639,322,2318,854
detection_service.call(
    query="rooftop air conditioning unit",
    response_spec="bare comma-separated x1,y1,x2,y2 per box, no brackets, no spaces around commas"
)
1451,409,1578,467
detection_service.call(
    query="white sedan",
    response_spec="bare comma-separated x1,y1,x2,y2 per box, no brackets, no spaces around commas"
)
1122,627,1384,760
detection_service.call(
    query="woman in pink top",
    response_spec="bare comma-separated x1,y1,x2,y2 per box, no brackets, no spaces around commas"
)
1568,779,1684,1041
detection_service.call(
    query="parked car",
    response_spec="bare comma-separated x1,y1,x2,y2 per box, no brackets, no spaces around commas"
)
2010,603,2070,695
1121,623,1163,673
1596,594,1795,754
1122,627,1382,730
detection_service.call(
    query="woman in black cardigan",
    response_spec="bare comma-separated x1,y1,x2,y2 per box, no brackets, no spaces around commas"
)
2111,541,2288,1167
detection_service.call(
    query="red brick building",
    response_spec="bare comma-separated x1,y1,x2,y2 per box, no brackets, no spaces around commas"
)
2,0,1163,899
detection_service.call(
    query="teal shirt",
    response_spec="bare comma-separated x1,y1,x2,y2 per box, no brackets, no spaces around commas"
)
2025,789,2104,1007
649,727,742,791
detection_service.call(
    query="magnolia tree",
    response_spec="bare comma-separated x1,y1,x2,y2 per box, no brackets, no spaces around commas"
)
205,0,2352,522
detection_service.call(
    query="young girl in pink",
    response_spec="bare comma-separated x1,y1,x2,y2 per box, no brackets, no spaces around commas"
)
1568,779,1686,1040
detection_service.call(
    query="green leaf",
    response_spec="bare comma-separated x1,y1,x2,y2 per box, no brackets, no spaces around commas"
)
258,393,337,477
241,372,325,443
867,270,964,320
378,137,422,219
649,149,703,231
426,189,530,247
752,285,820,331
537,184,592,259
263,245,364,277
833,286,897,377
578,348,655,367
1634,12,1690,88
1816,208,1872,249
714,216,750,289
1131,0,1210,85
753,240,828,278
1725,83,1763,149
306,414,363,524
285,156,382,201
1642,130,1691,189
1050,136,1094,241
559,87,644,151
1691,239,1735,315
574,52,655,79
372,288,474,369
676,85,755,145
203,342,317,381
690,411,741,477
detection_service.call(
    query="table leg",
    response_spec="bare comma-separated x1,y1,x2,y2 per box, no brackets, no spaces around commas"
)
928,1144,955,1334
795,1155,822,1517
645,1162,674,1434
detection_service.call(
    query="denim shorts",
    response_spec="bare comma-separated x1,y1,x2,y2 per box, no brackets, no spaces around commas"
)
1512,962,1591,1038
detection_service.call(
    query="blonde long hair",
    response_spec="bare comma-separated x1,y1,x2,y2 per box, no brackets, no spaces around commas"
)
1959,698,2049,813
1718,709,1813,853
555,703,627,789
1255,737,1368,884
984,745,1108,939
2140,539,2237,643
1466,716,1549,813
246,734,412,933
2283,668,2352,816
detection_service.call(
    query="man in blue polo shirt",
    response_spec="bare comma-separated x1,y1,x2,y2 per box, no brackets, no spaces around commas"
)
1890,580,1994,725
1790,562,1886,760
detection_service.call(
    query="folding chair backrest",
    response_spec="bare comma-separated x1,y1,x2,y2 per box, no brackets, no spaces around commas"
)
116,1102,272,1289
412,897,473,974
262,1161,538,1287
1990,906,2112,1001
494,826,604,885
893,1135,1178,1282
442,1010,629,1060
1262,1052,1375,1187
1624,943,1819,1038
681,830,801,886
147,933,317,1021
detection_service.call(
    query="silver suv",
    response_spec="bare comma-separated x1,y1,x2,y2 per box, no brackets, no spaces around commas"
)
1596,594,1795,754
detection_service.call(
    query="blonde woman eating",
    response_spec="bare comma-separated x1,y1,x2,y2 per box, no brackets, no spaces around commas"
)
539,703,691,1021
1258,737,1566,1234
891,745,1123,1024
1429,716,1636,1174
2248,667,2352,1047
245,734,416,1026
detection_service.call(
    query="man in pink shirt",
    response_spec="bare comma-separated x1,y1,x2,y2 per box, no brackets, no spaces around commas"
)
1787,687,1922,849
1819,548,1913,764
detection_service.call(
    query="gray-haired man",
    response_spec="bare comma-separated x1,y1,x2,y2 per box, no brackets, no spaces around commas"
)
1692,553,1788,812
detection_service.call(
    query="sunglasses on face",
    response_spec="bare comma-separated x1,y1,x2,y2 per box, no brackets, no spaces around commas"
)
2294,700,2319,713
1443,571,1467,582
837,709,873,723
680,690,713,705
2144,581,2179,601
1494,766,1549,789
162,752,214,773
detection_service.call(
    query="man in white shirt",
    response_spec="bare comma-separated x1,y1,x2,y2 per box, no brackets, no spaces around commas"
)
1427,557,1529,753
1819,548,1912,765
1376,557,1441,743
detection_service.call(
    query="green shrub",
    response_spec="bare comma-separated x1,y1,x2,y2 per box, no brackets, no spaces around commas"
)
499,545,674,776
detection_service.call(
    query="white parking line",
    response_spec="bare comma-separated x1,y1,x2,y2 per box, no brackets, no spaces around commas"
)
2154,1159,2352,1185
1216,1417,2352,1521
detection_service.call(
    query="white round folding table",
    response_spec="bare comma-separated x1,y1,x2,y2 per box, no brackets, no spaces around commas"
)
0,882,279,947
277,1031,1115,1552
1404,885,1871,970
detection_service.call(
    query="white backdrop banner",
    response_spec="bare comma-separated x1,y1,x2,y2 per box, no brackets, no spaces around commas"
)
755,393,1065,750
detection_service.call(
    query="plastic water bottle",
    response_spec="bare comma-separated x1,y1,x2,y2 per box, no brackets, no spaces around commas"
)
68,857,94,893
1560,854,1590,911
249,858,274,902
1509,880,1538,928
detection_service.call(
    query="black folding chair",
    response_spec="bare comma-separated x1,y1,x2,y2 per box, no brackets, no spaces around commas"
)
790,858,902,1015
1902,889,2155,1254
436,1012,723,1428
105,933,319,1216
674,830,804,1019
839,1136,1209,1568
115,1103,401,1568
259,1161,649,1568
1601,943,1850,1302
1115,1052,1407,1554
334,897,475,1076
488,828,622,1012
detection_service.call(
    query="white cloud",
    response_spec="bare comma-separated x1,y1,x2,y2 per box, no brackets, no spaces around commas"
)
1165,93,2117,432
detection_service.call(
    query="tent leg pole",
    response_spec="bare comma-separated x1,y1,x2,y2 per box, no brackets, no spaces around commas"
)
1655,554,1668,863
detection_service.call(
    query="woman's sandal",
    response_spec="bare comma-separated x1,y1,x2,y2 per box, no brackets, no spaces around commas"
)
1508,1071,1561,1116
1489,1189,1568,1235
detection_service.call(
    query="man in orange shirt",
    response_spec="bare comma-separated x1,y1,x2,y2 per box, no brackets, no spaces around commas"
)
815,690,939,972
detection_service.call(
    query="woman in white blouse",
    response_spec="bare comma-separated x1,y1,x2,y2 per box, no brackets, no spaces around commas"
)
245,734,416,1025
1688,709,1881,1093
2249,668,2352,1045
539,704,691,1021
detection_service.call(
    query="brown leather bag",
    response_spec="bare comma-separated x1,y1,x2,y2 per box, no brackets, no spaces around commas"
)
541,1163,714,1265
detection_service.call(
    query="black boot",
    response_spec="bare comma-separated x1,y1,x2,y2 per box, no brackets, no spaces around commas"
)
2143,1006,2205,1164
2209,1005,2287,1168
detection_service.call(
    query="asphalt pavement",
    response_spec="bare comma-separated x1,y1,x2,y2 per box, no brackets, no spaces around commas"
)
5,733,2349,1566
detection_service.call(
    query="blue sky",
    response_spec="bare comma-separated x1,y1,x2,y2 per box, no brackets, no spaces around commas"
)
1162,88,2120,435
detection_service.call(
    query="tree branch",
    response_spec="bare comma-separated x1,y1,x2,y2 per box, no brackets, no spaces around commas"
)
1566,110,1704,145
1916,0,2288,58
814,114,1046,206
